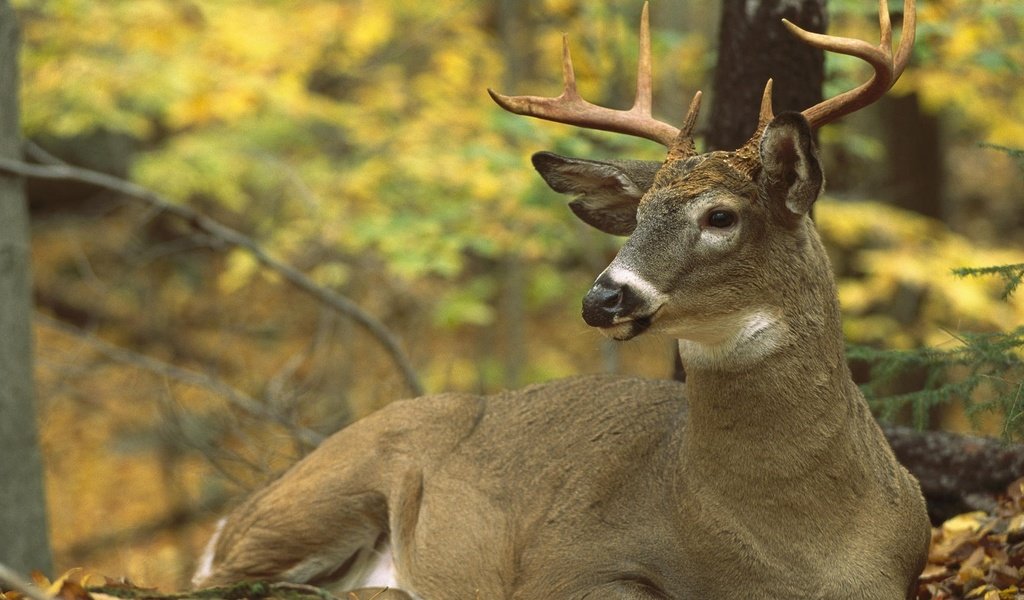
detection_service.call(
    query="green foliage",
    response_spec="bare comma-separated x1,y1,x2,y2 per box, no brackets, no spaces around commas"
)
827,0,1024,145
953,263,1024,300
15,0,1024,329
850,321,1024,439
13,0,696,327
816,199,1024,350
980,143,1024,176
848,147,1024,439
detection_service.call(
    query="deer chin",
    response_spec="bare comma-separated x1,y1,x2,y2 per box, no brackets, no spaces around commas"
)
597,300,665,340
599,314,654,341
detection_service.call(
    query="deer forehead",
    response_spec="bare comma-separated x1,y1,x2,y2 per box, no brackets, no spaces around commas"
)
643,154,759,210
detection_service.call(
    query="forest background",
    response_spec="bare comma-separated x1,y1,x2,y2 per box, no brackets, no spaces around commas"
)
2,0,1023,591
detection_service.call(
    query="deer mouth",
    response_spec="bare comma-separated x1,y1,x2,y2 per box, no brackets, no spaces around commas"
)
598,311,657,341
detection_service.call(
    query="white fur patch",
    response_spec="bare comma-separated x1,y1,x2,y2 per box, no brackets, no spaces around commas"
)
191,519,419,598
600,265,668,322
362,544,399,588
347,543,422,600
192,518,226,587
676,308,788,369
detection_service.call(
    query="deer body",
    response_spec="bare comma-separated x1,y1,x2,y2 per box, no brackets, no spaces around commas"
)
198,372,927,599
195,2,930,597
195,147,930,598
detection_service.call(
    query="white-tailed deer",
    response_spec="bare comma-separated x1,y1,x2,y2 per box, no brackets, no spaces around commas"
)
193,1,930,598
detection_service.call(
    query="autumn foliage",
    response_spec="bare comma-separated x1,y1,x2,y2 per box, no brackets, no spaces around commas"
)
4,0,1023,591
921,478,1024,599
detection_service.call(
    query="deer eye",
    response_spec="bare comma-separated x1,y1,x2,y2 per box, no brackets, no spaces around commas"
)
706,210,737,229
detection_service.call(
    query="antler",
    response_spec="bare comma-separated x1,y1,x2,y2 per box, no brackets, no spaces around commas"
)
488,2,699,148
784,0,916,129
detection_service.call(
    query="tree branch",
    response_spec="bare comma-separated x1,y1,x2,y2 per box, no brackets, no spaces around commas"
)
0,154,425,396
61,492,232,564
36,313,325,449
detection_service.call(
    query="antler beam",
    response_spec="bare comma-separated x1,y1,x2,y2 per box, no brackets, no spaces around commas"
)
785,0,916,129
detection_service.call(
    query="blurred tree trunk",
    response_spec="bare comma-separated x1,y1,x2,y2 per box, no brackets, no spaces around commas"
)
496,0,533,388
0,0,54,576
708,0,827,151
881,92,945,220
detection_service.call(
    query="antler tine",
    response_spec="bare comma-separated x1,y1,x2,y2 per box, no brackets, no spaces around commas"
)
756,79,774,130
680,91,703,138
878,0,893,53
632,1,653,115
783,0,915,129
666,91,703,161
892,0,917,81
487,1,681,147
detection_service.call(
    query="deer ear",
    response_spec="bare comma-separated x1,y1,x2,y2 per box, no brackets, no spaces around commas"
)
758,112,824,216
532,151,659,236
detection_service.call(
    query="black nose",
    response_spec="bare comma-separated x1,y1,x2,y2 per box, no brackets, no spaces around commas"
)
582,275,643,328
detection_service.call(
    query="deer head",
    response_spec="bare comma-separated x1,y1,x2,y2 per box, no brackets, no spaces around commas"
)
489,0,915,368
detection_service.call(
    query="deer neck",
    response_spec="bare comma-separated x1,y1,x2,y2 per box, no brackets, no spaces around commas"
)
677,233,862,483
681,330,853,458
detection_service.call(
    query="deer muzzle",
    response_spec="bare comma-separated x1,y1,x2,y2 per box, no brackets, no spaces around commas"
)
582,270,658,339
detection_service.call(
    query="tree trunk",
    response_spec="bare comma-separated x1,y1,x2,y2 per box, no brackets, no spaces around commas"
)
0,0,53,576
881,92,945,219
708,0,827,151
495,0,534,389
884,425,1024,523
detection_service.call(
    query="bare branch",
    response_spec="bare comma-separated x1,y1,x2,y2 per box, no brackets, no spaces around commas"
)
0,154,424,396
36,313,325,448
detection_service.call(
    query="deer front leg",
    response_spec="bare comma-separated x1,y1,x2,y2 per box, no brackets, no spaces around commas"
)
194,488,392,588
192,409,421,590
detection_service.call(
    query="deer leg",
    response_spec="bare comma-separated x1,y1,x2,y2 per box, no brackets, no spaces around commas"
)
194,414,419,591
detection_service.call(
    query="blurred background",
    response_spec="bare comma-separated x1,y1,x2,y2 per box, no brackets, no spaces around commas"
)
7,0,1023,589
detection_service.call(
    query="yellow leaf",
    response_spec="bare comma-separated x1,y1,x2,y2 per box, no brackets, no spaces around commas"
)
219,248,260,294
943,511,988,535
43,569,83,597
1007,514,1024,537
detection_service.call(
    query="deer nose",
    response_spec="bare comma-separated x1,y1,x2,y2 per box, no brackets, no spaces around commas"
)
582,275,643,328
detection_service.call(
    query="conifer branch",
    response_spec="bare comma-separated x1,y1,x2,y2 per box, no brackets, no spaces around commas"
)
953,263,1024,299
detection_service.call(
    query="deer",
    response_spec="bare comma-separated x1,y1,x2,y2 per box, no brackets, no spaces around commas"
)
192,1,930,598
